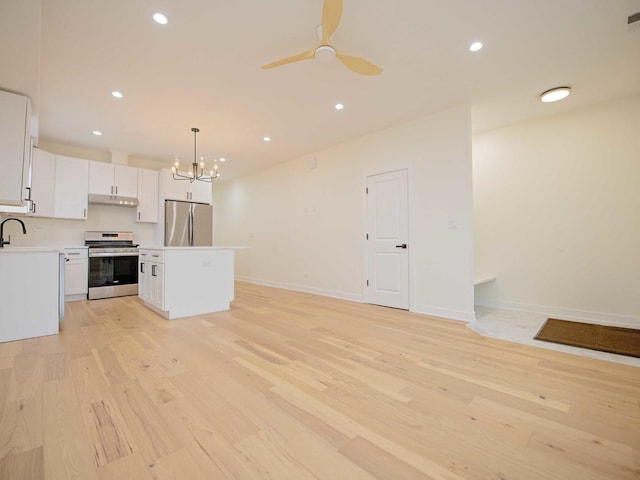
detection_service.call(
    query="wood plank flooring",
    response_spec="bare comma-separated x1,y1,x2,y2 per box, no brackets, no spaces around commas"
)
0,281,638,479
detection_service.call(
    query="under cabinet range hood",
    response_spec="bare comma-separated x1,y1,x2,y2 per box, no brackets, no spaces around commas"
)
88,193,139,207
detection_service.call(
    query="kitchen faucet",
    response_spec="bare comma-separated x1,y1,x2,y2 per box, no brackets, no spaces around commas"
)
0,217,27,248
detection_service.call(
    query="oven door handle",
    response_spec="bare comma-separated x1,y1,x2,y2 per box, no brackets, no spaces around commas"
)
89,252,139,258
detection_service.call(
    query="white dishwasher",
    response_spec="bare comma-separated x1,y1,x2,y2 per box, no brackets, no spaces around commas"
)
63,247,89,302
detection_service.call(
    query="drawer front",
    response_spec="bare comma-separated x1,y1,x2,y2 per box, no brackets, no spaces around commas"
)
64,248,88,260
139,249,164,263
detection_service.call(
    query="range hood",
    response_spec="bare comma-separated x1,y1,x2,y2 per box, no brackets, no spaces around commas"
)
88,194,139,207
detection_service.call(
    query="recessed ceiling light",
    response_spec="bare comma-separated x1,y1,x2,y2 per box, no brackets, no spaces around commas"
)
335,103,344,110
263,136,271,142
93,130,102,136
111,91,123,98
469,41,483,52
219,158,226,162
540,86,571,103
153,13,168,25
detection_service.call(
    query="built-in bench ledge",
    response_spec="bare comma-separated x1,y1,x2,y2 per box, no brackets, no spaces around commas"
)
474,275,496,286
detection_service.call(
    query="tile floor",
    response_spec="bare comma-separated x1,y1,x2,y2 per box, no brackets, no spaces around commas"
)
469,306,640,368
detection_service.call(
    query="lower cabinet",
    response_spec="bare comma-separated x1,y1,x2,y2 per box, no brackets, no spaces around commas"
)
139,249,164,310
64,248,88,301
138,247,235,320
0,250,60,343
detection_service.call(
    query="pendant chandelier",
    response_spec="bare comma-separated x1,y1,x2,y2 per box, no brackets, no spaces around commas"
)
171,127,220,183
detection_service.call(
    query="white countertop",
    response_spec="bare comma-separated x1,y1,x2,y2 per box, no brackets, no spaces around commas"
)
0,246,65,254
139,246,250,251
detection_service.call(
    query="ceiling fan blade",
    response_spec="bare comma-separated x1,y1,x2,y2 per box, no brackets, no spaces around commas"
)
261,49,315,70
322,0,343,43
336,53,383,76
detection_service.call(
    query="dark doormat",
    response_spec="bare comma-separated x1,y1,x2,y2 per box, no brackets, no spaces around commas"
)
534,319,640,358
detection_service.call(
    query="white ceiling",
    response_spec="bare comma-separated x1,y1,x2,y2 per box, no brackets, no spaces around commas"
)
34,0,640,180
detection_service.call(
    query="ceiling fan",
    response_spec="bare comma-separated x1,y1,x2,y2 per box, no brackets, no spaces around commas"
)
261,0,383,76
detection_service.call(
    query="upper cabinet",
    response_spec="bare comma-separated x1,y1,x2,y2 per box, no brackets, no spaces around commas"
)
89,161,138,198
137,168,159,223
162,169,212,204
30,148,56,218
189,179,213,204
0,90,32,212
54,155,89,219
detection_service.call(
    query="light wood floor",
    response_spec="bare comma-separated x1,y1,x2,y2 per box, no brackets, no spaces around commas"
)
1,282,639,480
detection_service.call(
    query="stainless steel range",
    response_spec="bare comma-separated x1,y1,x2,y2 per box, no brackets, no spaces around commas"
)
85,231,138,300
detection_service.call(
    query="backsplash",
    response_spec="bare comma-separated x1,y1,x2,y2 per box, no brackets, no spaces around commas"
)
0,204,159,247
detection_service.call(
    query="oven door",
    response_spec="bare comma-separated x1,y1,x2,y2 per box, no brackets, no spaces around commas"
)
88,253,139,299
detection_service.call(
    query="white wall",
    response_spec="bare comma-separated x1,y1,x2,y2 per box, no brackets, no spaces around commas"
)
214,105,475,321
473,94,640,325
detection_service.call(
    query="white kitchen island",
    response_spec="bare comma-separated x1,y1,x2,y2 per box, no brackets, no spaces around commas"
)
0,247,63,343
138,246,244,320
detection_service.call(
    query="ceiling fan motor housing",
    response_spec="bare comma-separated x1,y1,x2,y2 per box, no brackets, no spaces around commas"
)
315,45,336,62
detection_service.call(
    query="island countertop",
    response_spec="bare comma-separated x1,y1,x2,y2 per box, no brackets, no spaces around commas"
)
138,246,250,251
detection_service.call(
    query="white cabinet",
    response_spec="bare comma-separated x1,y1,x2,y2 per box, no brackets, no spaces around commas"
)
30,148,56,217
137,168,159,223
0,90,32,212
54,155,89,219
89,162,137,198
64,248,88,301
162,169,211,204
138,249,164,310
138,247,235,320
0,250,60,342
189,179,212,204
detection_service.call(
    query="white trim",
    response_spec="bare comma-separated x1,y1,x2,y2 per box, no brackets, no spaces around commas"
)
474,299,640,328
362,179,369,303
413,303,476,323
237,277,478,324
237,276,364,303
473,275,496,286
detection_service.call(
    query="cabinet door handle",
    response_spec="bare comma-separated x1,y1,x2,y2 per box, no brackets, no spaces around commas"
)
152,264,157,276
138,212,141,220
83,208,86,218
140,262,145,273
395,244,408,249
110,185,113,194
115,185,118,194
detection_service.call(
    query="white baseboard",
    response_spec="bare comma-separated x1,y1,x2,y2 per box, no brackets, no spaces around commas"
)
237,277,477,323
475,299,640,328
413,303,476,323
236,276,364,303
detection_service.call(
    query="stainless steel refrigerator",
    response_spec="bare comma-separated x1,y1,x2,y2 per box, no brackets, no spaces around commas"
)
165,200,213,246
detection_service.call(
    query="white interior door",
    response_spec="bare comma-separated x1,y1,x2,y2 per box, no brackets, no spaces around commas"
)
366,169,409,309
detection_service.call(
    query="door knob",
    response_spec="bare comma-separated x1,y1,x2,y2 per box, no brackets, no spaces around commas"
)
395,244,407,249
